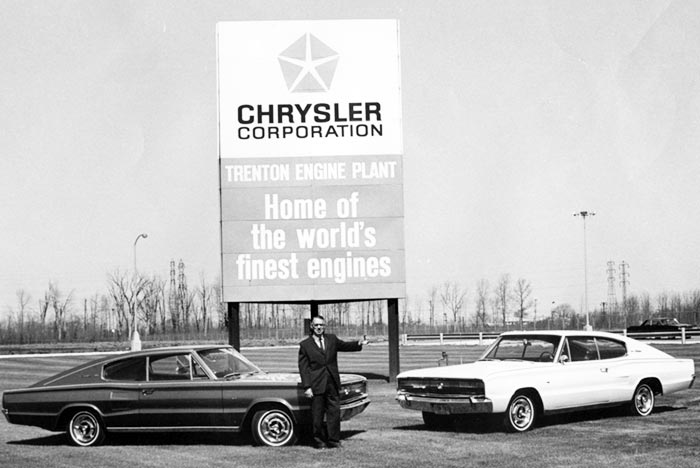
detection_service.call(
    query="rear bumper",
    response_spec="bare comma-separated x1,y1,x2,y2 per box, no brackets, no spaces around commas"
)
396,391,493,414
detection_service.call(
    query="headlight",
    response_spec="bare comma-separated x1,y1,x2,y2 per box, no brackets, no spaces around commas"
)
342,381,366,396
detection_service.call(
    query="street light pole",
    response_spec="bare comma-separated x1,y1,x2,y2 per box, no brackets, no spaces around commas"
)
132,233,148,351
574,211,595,331
134,233,148,273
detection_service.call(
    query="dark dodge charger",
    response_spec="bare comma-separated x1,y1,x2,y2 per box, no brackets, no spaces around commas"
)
2,345,369,447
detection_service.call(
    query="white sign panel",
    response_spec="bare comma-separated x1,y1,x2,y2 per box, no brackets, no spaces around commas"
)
218,20,402,157
217,19,404,302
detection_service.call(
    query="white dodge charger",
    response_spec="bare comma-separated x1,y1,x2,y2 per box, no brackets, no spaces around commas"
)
396,330,695,432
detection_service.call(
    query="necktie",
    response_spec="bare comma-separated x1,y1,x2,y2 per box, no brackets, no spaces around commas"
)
320,336,325,351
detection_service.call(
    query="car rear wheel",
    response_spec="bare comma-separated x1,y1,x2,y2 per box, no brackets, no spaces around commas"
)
422,411,453,429
630,383,655,416
251,408,297,447
504,393,537,432
67,409,106,447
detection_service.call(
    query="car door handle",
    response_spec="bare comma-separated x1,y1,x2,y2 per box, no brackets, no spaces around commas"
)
600,368,608,373
141,389,155,395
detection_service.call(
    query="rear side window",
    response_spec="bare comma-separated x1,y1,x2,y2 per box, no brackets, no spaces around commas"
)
565,336,627,361
596,338,626,359
567,337,598,361
148,354,208,381
103,357,147,381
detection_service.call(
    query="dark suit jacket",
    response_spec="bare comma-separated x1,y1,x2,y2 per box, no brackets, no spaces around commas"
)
298,333,362,394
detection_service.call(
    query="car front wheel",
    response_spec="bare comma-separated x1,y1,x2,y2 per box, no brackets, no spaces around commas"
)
251,408,297,447
67,409,106,447
504,393,537,432
630,383,655,416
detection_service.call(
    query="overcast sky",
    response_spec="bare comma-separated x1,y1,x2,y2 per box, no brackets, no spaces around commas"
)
1,0,699,320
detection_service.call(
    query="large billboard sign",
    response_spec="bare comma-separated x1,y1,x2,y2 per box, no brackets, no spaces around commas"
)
217,20,404,302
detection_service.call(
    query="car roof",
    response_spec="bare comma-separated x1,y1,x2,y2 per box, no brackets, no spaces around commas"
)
123,344,234,357
500,330,622,338
27,344,236,389
81,344,235,367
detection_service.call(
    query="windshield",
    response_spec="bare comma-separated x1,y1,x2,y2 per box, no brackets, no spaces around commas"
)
481,335,561,362
196,348,262,379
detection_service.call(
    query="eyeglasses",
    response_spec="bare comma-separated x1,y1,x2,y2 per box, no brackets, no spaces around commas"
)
312,324,325,328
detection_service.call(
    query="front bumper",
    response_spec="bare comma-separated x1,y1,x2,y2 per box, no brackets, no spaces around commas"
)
396,391,493,414
340,395,371,421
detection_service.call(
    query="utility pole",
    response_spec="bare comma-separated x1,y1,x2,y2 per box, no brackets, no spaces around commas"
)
619,261,630,328
574,211,595,330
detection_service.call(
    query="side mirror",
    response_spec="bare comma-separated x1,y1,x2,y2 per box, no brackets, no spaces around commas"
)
559,354,569,364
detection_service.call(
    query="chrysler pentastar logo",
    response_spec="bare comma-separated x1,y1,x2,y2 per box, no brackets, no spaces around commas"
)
278,33,339,93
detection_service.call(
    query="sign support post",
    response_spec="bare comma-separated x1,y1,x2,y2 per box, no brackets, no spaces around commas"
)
388,298,400,381
227,302,241,351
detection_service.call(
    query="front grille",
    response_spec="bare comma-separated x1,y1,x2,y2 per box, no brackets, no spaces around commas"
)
397,378,484,397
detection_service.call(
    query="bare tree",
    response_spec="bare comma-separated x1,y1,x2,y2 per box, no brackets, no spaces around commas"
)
211,280,227,330
427,286,438,328
684,290,700,326
39,291,50,329
181,290,196,332
512,278,534,330
639,292,652,319
656,291,670,316
494,274,511,327
401,294,410,326
474,279,489,329
196,275,213,335
48,282,73,341
440,281,467,331
107,270,149,339
140,276,165,336
552,303,576,329
15,289,31,344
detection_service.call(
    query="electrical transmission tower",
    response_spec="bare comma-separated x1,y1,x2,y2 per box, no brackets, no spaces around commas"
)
606,261,618,324
177,259,188,328
168,260,177,329
619,261,630,328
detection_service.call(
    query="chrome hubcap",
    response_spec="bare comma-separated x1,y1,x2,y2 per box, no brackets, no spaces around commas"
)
510,397,533,429
635,386,653,414
260,412,292,445
72,413,98,444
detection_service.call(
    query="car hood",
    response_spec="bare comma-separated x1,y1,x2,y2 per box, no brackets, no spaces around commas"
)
397,360,545,380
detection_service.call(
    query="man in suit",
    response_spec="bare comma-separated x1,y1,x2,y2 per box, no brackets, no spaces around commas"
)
298,315,368,449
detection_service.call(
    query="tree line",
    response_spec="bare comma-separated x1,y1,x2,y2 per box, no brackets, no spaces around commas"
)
2,266,700,346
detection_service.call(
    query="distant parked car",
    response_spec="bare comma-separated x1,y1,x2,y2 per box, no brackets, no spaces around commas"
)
2,345,369,447
396,331,695,432
626,317,697,335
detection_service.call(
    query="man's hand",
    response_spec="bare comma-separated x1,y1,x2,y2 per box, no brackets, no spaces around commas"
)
304,388,313,398
359,335,369,346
